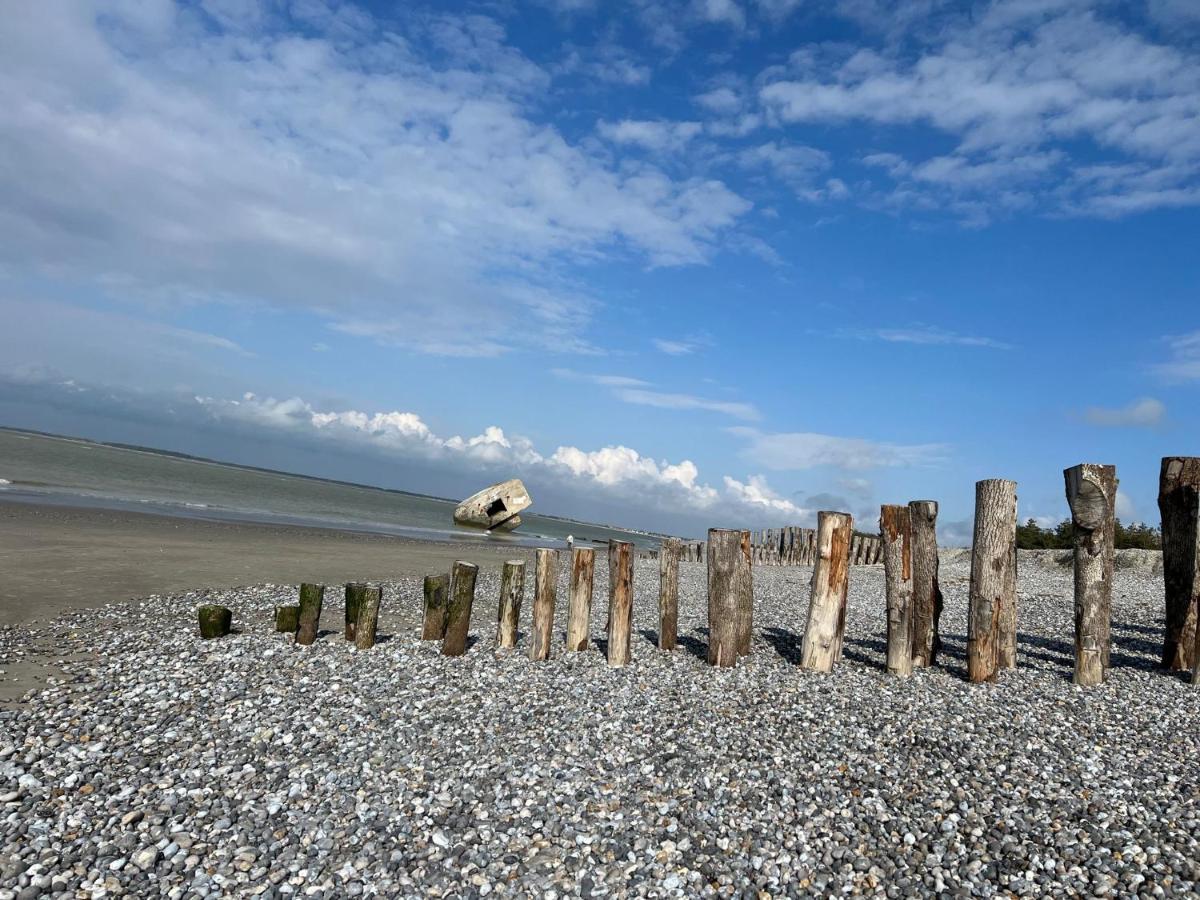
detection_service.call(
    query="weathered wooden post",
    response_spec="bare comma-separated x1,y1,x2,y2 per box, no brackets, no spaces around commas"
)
1064,464,1117,686
658,538,681,650
274,605,299,633
354,584,382,650
881,505,914,677
295,583,324,646
529,549,557,660
607,540,634,666
706,529,752,666
496,560,525,649
799,512,853,671
344,582,366,641
1159,457,1200,671
909,500,943,667
441,562,478,657
198,605,232,639
422,574,450,640
967,479,1017,682
564,549,594,651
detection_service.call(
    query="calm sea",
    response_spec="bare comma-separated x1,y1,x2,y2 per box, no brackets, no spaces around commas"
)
0,429,666,549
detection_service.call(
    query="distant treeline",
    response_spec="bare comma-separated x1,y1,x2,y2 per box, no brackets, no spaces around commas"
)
1016,518,1161,550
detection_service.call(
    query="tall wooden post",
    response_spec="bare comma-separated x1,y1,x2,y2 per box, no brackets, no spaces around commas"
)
565,548,594,651
354,584,382,650
658,538,681,650
1159,457,1200,671
295,583,324,646
1064,464,1117,686
441,562,478,657
909,500,943,667
344,582,366,641
529,549,557,661
707,529,751,667
881,505,914,677
496,560,525,649
422,574,450,640
967,479,1017,682
607,540,633,666
799,512,853,672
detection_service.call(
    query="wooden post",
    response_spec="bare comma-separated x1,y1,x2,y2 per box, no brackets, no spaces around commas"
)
565,549,595,651
421,574,450,640
706,529,751,666
606,540,634,666
274,605,299,633
198,605,232,639
295,583,324,646
1159,457,1200,671
658,538,681,650
354,584,382,650
909,500,943,667
528,549,557,661
441,562,478,657
496,560,525,649
344,582,366,641
1064,464,1117,686
881,505,913,677
799,512,853,671
967,479,1017,682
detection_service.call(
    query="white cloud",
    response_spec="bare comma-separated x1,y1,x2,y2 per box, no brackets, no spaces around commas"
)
0,4,752,359
731,426,948,470
596,119,704,152
1153,330,1200,381
722,474,806,517
694,0,747,29
1082,397,1166,428
652,335,711,355
694,87,743,114
846,325,1013,350
550,368,652,388
615,388,760,421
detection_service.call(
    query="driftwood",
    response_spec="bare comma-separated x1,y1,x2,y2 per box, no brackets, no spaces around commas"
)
274,605,299,633
881,505,913,678
530,549,557,661
198,605,232,639
707,529,751,667
967,480,1017,682
421,574,450,640
1064,464,1117,686
658,538,681,650
496,560,525,649
344,582,366,641
566,549,594,652
607,541,634,667
1159,457,1200,671
354,584,382,650
799,512,852,672
295,583,324,646
441,562,478,657
909,500,942,667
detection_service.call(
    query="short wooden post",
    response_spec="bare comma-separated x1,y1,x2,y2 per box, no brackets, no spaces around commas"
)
496,560,525,649
354,584,382,650
967,479,1017,682
198,605,232,639
344,582,366,641
295,583,324,646
799,512,853,671
421,574,450,640
1064,464,1117,686
881,505,913,677
606,540,634,666
565,549,594,651
1159,457,1200,671
530,549,557,661
658,538,681,650
441,562,478,657
909,500,943,667
274,605,299,633
706,529,751,666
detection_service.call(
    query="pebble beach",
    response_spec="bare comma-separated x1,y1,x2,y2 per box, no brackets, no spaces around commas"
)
2,552,1198,899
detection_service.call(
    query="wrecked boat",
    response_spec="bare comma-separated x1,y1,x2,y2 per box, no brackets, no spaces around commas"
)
453,479,531,532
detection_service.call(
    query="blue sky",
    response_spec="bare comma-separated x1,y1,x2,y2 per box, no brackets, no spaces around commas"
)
1,0,1198,541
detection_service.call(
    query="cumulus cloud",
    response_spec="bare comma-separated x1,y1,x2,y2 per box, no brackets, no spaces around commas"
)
1082,397,1166,428
731,426,948,470
596,119,705,152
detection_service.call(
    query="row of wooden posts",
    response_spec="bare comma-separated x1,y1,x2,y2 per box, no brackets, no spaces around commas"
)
751,527,883,566
200,456,1200,689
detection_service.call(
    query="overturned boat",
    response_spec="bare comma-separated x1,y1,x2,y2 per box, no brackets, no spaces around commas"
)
453,479,531,532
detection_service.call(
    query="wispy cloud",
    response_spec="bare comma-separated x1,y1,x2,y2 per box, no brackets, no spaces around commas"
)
838,326,1013,350
1152,331,1200,381
653,334,712,355
550,368,652,388
552,367,759,420
1082,397,1166,428
731,426,948,471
